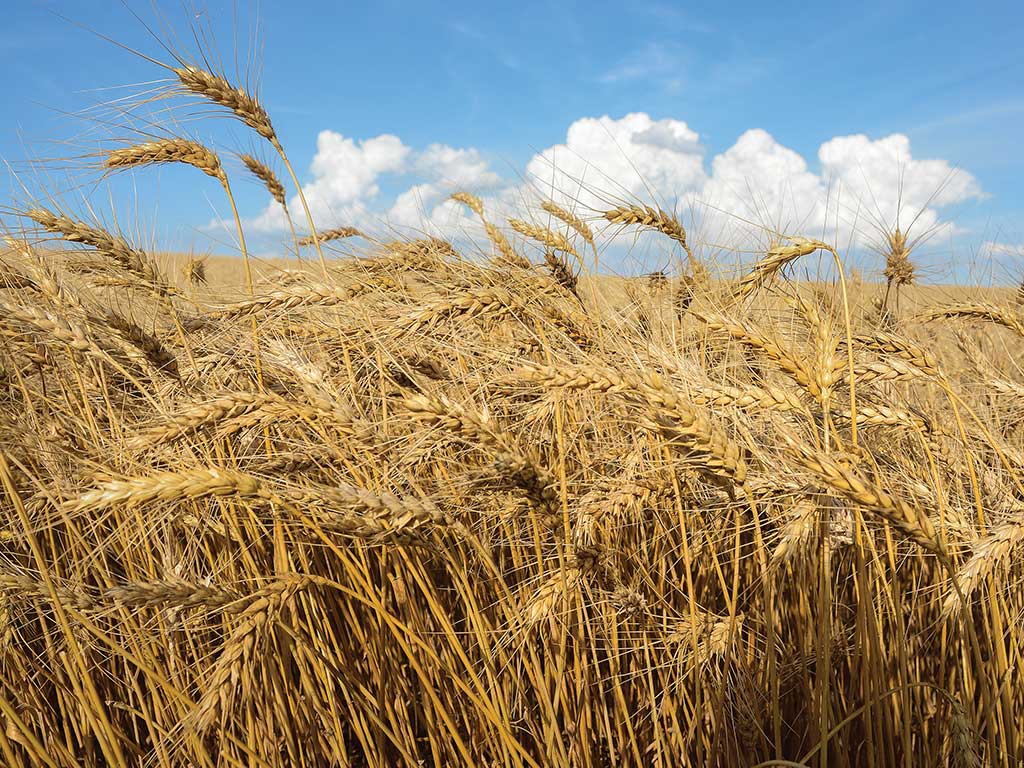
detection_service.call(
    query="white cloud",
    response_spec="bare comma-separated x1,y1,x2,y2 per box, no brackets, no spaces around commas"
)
246,130,411,233
984,241,1024,254
244,132,501,236
241,113,987,270
702,128,827,237
598,42,685,88
818,133,983,236
386,145,503,232
414,144,501,188
525,113,706,211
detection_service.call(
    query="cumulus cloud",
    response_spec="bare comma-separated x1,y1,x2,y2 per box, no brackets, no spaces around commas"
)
983,241,1024,257
245,131,498,235
387,145,504,231
702,128,827,238
246,130,410,233
982,240,1024,273
526,113,706,210
414,144,501,189
242,112,986,269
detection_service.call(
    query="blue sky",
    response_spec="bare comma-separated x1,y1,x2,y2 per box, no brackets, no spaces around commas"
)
3,0,1023,280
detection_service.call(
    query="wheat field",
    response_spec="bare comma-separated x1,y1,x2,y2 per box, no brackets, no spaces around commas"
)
1,17,1023,768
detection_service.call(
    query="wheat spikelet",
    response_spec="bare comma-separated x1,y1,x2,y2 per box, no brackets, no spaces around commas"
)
646,271,669,292
666,609,744,668
674,274,697,318
239,154,287,207
285,482,452,541
24,208,169,295
919,303,1024,338
853,358,934,385
732,237,829,300
65,467,269,513
603,203,708,280
403,392,559,513
521,567,582,628
517,361,746,485
603,204,687,247
128,392,274,448
540,200,595,247
213,281,382,319
852,331,943,379
104,579,241,610
948,696,982,768
190,575,311,733
174,66,277,144
543,249,580,300
450,191,484,217
183,255,207,285
696,313,820,400
102,311,179,378
783,434,946,557
849,403,930,432
769,498,819,571
130,392,361,450
508,219,578,258
0,300,136,377
106,138,225,181
942,507,1024,617
297,227,363,247
883,228,916,288
689,383,807,414
447,192,529,268
400,286,526,333
485,221,530,269
0,573,96,612
986,377,1024,401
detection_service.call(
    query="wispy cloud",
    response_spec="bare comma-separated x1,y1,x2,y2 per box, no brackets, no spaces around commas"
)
643,4,715,35
448,20,524,71
598,41,686,91
982,240,1024,258
907,99,1024,135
